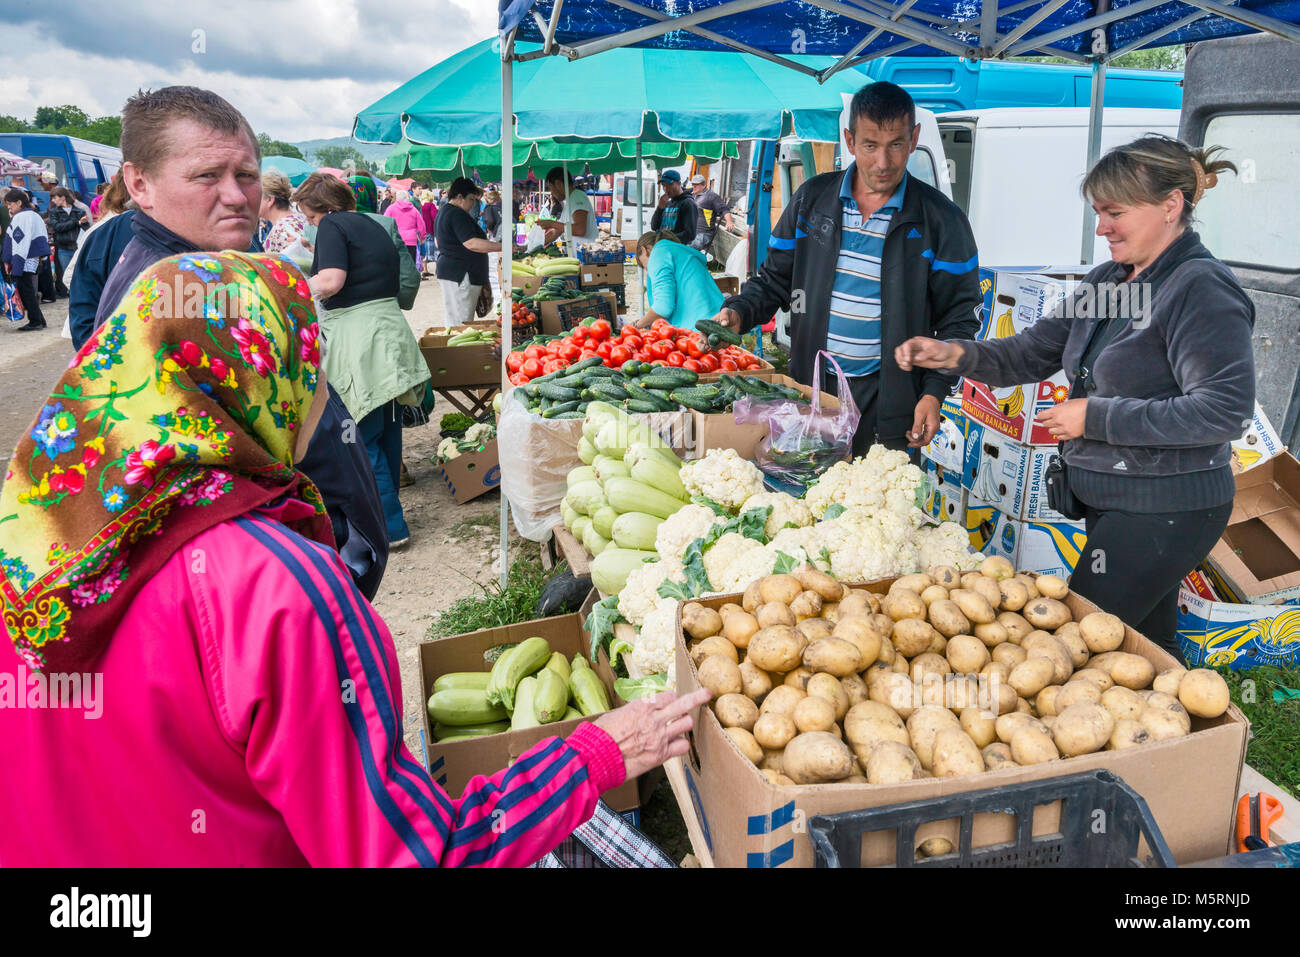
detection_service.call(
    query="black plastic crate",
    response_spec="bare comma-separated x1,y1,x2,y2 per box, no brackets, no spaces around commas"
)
555,294,617,332
584,283,626,309
809,769,1175,868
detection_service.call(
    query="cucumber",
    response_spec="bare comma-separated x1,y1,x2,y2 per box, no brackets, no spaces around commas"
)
625,399,661,414
552,410,585,419
670,387,721,412
639,369,698,389
536,383,582,402
696,319,743,347
564,357,605,375
542,400,582,418
589,380,629,401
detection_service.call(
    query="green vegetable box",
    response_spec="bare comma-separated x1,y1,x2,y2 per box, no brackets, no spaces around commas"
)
417,611,642,817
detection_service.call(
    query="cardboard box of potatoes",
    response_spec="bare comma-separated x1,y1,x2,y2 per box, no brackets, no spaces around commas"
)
673,558,1248,868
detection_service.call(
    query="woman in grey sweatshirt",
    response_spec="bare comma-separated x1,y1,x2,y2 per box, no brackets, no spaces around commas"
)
896,136,1254,658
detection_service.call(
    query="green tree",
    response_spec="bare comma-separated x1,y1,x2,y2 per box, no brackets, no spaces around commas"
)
1012,45,1186,71
257,133,303,159
33,105,90,129
313,145,369,171
74,116,123,147
0,115,27,133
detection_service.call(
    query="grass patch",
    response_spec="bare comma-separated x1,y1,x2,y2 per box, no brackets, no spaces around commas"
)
426,547,564,639
1225,665,1300,800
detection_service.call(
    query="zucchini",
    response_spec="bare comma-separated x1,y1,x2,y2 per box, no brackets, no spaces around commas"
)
432,672,492,694
544,652,572,685
610,511,664,551
533,669,570,724
511,676,541,730
603,476,689,521
570,668,612,717
433,720,508,740
589,546,659,595
427,689,509,727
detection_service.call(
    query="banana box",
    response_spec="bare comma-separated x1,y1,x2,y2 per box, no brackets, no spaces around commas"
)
921,398,966,474
962,420,1067,522
1177,587,1300,670
921,456,966,525
966,495,1087,580
963,266,1083,446
1231,402,1285,475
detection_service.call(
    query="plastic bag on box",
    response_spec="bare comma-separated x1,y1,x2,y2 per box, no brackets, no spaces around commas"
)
733,351,860,487
525,224,547,253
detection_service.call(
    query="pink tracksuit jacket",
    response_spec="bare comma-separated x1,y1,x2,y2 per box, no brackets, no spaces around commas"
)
0,508,625,867
384,202,427,247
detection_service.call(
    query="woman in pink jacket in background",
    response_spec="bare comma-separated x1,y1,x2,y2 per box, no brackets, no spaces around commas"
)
0,250,706,867
384,189,426,264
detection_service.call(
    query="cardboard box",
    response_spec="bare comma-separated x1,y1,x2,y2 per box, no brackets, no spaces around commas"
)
713,275,740,297
539,290,619,335
966,494,1087,578
921,397,966,474
436,438,501,505
418,613,640,817
419,327,501,389
579,263,625,287
1231,402,1285,474
690,374,837,461
1205,451,1300,604
962,265,1083,446
1177,587,1300,670
673,584,1249,868
962,420,1067,523
921,456,967,525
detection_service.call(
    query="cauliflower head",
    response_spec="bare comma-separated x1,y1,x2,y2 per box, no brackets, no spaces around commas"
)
806,507,919,583
701,532,763,591
463,422,496,445
437,437,461,462
711,542,813,595
679,448,765,511
617,556,686,627
653,504,724,563
915,522,984,572
804,445,925,521
741,490,814,540
630,596,680,678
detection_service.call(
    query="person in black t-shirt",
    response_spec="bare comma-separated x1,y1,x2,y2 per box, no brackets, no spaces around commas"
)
650,169,698,245
435,177,501,329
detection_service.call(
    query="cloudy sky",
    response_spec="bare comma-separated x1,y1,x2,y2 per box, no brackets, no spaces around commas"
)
0,0,497,142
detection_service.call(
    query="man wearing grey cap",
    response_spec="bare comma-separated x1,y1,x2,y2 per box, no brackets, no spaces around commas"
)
650,169,697,245
688,173,732,252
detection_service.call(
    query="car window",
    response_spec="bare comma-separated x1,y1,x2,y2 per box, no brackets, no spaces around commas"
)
907,147,938,188
1197,114,1300,271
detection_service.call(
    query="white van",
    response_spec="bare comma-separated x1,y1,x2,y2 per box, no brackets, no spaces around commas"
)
938,107,1179,265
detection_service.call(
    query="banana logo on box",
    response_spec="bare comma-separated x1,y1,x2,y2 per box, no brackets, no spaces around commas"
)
995,307,1015,339
1232,447,1263,473
1039,523,1087,572
1198,608,1300,668
995,385,1025,419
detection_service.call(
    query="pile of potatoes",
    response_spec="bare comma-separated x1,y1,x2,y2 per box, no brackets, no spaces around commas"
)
682,556,1233,787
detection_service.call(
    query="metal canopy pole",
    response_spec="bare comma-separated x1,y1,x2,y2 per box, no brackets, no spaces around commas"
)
991,0,1072,55
636,138,645,317
1003,0,1168,56
980,0,1000,51
818,0,923,82
808,0,975,56
1080,0,1111,266
562,158,572,251
567,0,784,59
1178,0,1300,42
500,35,514,589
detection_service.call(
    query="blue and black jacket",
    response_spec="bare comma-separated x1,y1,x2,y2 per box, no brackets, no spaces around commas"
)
725,169,982,442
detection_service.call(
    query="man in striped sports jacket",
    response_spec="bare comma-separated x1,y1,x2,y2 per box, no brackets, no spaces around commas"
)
715,81,982,456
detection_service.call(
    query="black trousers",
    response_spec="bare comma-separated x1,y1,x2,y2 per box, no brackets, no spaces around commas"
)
12,272,46,327
1067,501,1233,660
37,255,56,300
821,369,910,458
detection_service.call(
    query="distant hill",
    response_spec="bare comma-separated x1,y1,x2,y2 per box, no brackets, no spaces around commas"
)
292,136,394,165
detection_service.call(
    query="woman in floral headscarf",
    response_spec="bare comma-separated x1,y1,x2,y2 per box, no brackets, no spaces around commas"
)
0,249,705,866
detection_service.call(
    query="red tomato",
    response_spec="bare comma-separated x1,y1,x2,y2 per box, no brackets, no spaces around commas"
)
743,356,763,370
609,344,632,365
665,351,686,367
545,340,561,356
523,344,545,361
675,336,693,353
685,339,705,359
650,359,666,367
506,352,524,373
698,353,720,373
588,319,612,342
633,350,649,363
648,340,673,360
595,341,614,361
682,358,702,373
542,359,565,375
720,358,740,371
622,334,643,351
521,357,543,378
581,348,599,360
560,342,582,362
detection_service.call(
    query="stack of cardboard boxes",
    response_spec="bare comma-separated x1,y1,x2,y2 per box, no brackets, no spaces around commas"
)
918,266,1089,579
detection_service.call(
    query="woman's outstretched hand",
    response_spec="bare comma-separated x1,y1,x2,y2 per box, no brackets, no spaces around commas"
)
593,687,712,780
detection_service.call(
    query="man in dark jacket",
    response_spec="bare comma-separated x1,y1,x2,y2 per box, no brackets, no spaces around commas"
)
714,82,982,455
91,85,389,599
650,170,698,245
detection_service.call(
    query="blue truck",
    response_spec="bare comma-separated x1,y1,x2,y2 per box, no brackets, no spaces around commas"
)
0,132,123,212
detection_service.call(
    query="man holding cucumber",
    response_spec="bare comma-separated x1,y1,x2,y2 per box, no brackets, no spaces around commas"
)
711,82,981,456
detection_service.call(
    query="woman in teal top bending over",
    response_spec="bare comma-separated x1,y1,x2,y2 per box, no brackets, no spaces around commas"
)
633,230,723,331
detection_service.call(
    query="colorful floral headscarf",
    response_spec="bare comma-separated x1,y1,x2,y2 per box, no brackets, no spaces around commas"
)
0,250,332,672
348,175,378,214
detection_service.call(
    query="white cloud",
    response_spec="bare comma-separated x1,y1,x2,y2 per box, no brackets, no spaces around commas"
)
0,1,498,140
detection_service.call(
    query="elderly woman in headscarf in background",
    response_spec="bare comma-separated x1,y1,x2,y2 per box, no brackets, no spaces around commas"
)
0,250,707,866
